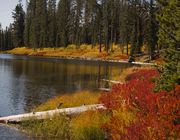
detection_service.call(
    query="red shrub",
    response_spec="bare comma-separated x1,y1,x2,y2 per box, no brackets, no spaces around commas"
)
125,69,159,81
99,69,179,140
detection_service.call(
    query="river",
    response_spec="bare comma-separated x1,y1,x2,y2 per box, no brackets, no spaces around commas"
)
0,54,134,139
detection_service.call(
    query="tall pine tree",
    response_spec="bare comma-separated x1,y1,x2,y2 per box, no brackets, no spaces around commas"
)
156,0,180,91
12,0,25,47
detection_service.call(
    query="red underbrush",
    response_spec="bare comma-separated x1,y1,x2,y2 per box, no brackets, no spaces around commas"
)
100,69,179,140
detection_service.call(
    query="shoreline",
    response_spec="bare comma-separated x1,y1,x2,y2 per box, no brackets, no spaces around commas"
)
2,46,157,66
1,52,155,66
0,60,155,138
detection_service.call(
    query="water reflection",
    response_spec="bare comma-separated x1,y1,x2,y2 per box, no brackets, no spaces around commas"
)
0,54,133,116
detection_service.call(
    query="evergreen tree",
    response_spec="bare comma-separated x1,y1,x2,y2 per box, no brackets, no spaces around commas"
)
36,0,48,48
82,0,91,44
28,0,38,48
102,0,110,53
24,0,31,47
96,0,103,52
12,0,25,47
147,0,158,60
47,0,56,47
0,24,2,50
119,0,132,55
7,24,14,50
130,0,144,56
57,0,70,47
156,0,180,91
0,24,14,51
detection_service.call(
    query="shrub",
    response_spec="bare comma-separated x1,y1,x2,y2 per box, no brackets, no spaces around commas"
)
122,85,180,140
100,69,179,140
125,69,159,81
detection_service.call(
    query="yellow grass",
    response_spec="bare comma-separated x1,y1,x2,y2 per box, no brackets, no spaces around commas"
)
35,91,100,111
23,91,107,139
6,44,130,61
5,44,159,63
71,110,109,140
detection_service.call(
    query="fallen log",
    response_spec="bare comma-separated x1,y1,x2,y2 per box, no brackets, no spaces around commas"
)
101,79,123,84
0,104,105,124
98,88,111,92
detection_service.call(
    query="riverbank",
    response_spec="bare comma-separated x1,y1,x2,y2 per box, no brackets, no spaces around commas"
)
1,53,171,139
3,65,177,140
4,45,163,65
6,45,129,60
20,91,107,139
5,45,165,67
24,67,178,140
15,67,154,139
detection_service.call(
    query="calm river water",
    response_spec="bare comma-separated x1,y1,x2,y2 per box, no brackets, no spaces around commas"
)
0,54,134,139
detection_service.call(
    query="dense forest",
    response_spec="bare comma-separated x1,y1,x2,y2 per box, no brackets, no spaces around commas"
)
0,0,179,61
0,0,160,57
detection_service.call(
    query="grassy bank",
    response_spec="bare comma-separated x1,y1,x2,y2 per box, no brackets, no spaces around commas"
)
20,67,153,139
20,90,108,139
35,91,101,111
20,66,179,140
5,45,164,64
21,111,109,140
6,44,129,61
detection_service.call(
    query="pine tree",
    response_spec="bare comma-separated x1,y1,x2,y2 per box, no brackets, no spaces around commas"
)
26,0,48,49
12,0,25,47
24,0,31,47
82,0,91,44
7,24,14,50
96,0,103,52
28,0,38,49
0,24,2,50
47,0,56,47
57,0,70,47
130,0,138,57
102,0,110,53
37,0,48,48
119,0,132,55
156,0,180,91
75,0,83,47
148,0,158,60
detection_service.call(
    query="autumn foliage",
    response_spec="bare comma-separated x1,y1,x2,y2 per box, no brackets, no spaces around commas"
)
100,69,179,140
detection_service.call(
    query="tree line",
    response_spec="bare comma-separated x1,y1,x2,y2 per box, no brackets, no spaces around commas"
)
0,1,24,51
0,0,157,58
0,0,179,62
0,25,14,50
